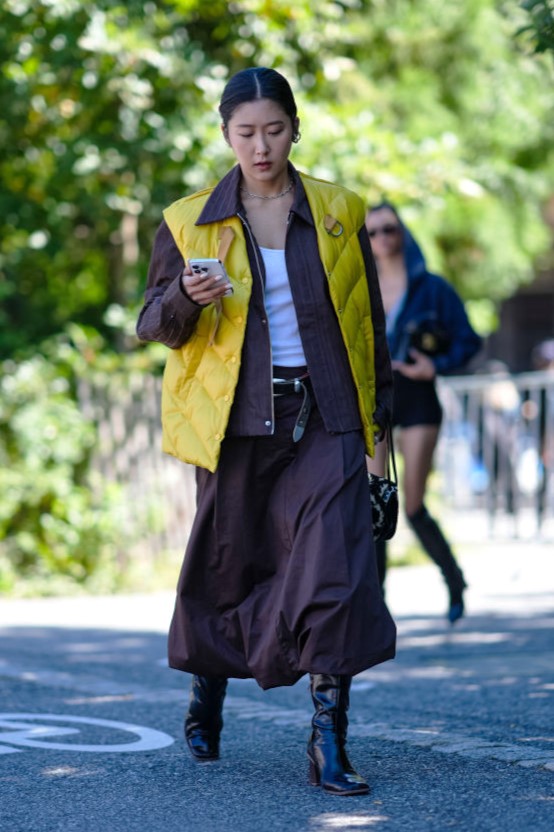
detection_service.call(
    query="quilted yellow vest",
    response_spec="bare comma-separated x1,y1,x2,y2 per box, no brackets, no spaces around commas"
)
162,172,378,472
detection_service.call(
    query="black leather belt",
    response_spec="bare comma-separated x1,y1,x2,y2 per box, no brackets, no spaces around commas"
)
273,375,312,442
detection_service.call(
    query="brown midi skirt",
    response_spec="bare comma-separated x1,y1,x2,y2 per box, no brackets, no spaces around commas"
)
168,389,396,690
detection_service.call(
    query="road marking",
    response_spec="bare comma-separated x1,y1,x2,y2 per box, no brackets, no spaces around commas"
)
0,714,174,754
2,664,552,772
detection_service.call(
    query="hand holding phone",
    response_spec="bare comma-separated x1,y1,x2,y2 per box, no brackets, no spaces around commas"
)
183,258,234,304
188,258,233,294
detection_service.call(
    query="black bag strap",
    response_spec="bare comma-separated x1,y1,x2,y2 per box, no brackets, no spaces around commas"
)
385,424,398,486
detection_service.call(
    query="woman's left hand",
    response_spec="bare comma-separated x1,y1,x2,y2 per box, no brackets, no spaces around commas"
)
181,266,232,306
392,349,436,381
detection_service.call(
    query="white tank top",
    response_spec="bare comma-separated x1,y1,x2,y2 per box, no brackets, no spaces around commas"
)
260,246,306,367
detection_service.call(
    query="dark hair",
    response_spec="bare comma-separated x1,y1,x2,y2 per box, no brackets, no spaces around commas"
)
219,67,300,141
367,201,401,221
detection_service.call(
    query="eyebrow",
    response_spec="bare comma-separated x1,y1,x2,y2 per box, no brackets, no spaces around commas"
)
234,119,286,128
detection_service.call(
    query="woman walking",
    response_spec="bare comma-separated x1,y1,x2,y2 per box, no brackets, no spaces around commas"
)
137,67,396,795
365,202,482,624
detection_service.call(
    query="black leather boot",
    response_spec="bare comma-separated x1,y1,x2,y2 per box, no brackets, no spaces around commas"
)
307,674,370,796
336,677,369,785
408,504,467,624
184,675,228,760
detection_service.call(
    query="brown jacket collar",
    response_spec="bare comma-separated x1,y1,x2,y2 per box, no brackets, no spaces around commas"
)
195,163,315,228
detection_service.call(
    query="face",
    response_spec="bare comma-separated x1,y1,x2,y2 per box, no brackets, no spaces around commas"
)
365,207,403,259
223,98,297,186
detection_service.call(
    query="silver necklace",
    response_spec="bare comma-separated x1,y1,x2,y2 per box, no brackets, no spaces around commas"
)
240,178,294,200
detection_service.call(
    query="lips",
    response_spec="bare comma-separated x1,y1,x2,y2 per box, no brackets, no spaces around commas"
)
255,162,271,170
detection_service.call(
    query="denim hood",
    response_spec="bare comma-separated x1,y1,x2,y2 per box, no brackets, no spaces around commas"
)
386,220,482,374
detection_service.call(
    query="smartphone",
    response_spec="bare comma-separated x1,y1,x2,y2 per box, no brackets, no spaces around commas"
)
188,258,233,294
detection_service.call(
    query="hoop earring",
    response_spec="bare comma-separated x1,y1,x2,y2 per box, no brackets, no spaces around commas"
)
292,131,301,144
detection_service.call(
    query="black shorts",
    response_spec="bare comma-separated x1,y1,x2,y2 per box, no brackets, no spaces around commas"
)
392,373,443,428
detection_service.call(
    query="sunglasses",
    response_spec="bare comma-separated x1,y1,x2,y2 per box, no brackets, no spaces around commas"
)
367,224,401,238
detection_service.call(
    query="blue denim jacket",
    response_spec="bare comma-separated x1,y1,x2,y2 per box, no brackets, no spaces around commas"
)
387,224,482,374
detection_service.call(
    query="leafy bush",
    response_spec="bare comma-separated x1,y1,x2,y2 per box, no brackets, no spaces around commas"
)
0,327,161,596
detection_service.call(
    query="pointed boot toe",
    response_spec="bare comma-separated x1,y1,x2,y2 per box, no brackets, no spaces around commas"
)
185,730,220,761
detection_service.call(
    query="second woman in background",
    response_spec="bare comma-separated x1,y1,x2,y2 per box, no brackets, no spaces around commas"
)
366,203,482,624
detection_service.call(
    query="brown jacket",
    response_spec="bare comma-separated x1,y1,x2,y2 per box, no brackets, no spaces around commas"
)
137,164,393,438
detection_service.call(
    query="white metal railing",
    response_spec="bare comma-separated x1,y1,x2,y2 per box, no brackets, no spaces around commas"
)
437,369,554,537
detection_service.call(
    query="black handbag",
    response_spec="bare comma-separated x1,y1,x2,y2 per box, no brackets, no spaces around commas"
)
407,318,451,357
368,426,399,542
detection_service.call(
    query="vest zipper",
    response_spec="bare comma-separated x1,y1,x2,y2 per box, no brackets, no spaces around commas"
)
238,210,275,434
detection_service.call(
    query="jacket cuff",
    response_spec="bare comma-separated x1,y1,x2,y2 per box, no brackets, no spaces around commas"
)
166,273,204,317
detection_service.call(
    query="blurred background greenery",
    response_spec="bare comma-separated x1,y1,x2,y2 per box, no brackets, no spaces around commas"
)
1,0,553,595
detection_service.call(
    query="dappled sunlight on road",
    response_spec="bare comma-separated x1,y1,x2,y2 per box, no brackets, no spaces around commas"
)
309,813,389,830
397,630,511,649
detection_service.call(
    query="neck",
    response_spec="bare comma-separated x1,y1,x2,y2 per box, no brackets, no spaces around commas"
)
376,253,405,280
240,173,292,200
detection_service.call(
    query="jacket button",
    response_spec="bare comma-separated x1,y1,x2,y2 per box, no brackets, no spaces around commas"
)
235,316,243,323
224,395,230,402
214,433,221,440
230,356,237,363
264,420,271,427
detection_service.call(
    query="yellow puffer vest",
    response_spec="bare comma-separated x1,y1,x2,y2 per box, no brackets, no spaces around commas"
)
162,172,378,472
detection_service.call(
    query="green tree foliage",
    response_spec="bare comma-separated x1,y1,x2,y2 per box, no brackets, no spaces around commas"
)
294,1,554,325
519,0,554,54
0,0,336,356
1,0,553,357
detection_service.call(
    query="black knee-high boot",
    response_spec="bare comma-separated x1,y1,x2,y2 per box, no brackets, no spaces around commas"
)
336,677,368,785
307,674,370,796
184,675,228,760
375,540,387,596
408,504,467,623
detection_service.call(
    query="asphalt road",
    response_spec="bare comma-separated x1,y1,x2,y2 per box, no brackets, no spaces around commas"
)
1,519,553,832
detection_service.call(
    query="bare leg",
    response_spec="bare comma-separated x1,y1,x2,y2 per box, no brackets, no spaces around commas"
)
397,424,439,516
